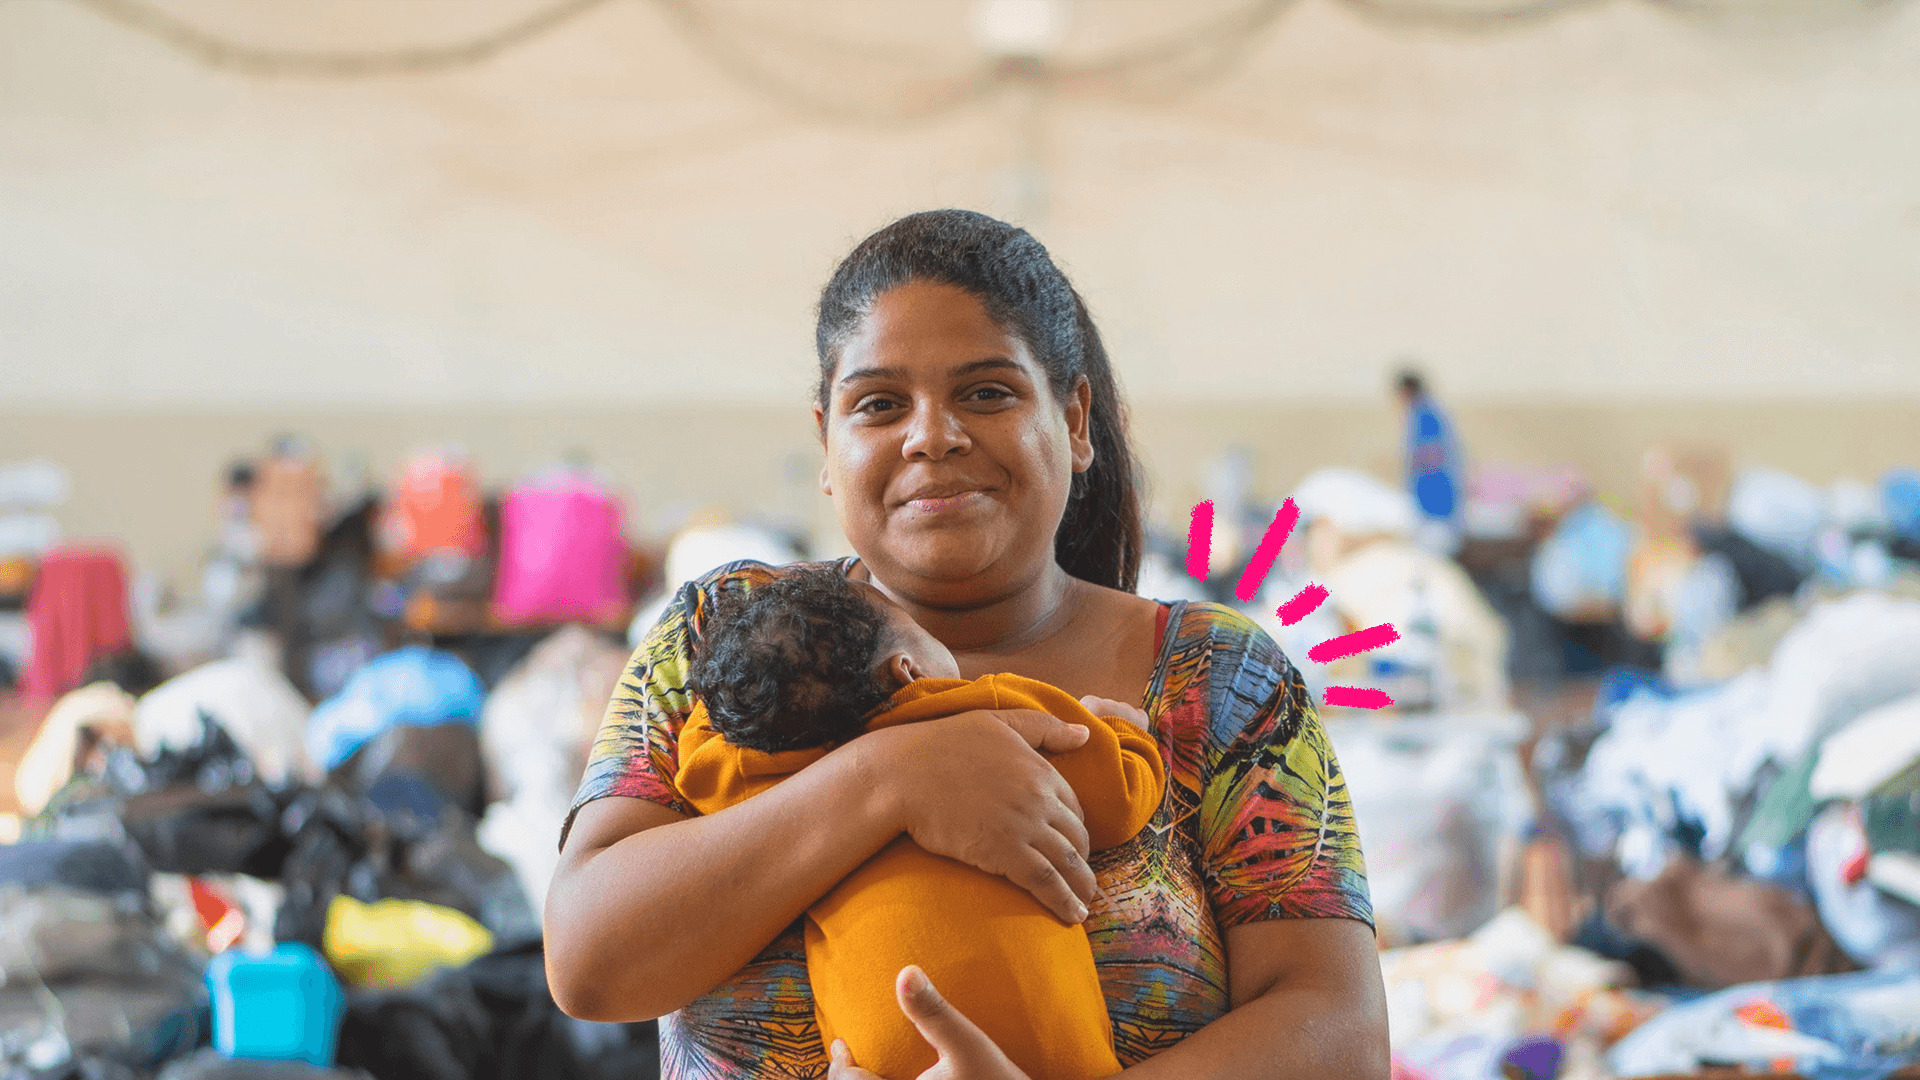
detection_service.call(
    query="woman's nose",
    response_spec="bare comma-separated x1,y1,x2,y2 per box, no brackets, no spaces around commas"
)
900,402,970,460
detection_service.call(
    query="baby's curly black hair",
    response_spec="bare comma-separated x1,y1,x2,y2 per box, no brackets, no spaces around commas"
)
687,564,900,753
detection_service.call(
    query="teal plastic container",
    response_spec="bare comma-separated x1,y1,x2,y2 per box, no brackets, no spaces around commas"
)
206,942,346,1066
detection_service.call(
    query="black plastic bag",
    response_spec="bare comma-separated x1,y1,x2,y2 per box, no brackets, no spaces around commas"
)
335,974,491,1080
99,712,257,795
334,726,485,822
398,827,538,947
116,786,289,879
272,788,390,951
335,944,657,1080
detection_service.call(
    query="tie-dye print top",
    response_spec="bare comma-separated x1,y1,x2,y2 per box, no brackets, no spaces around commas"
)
566,559,1373,1080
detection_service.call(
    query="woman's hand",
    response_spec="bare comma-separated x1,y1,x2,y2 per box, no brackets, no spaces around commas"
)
853,708,1098,924
825,967,1034,1080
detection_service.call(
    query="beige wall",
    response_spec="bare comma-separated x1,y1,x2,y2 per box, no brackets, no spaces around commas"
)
4,1,1918,586
7,398,1916,589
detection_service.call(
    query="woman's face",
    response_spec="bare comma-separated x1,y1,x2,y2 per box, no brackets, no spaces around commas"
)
816,280,1092,603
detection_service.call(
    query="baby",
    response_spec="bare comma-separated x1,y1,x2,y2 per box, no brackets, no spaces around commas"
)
680,564,1165,1080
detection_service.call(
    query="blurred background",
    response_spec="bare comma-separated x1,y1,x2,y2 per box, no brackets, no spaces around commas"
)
2,1,1919,1079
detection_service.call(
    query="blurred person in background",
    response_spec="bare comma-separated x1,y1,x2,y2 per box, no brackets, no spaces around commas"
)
201,458,262,620
547,210,1388,1080
1395,366,1465,556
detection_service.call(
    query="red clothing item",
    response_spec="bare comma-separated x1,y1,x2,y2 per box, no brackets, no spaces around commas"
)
383,455,487,562
23,545,132,702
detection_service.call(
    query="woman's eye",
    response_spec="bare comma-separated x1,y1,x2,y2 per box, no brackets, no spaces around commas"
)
854,397,899,416
967,386,1013,403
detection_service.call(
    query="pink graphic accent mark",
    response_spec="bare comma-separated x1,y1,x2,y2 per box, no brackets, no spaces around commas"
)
1179,498,1393,705
1276,583,1328,626
1186,500,1214,580
1307,623,1401,665
1324,686,1393,710
1234,498,1300,602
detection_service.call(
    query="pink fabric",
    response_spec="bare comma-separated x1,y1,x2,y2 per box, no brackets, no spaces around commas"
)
23,545,132,702
491,479,629,623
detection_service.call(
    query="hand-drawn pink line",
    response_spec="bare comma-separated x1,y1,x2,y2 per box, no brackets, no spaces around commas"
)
1276,583,1328,626
1324,686,1393,710
1307,623,1400,664
1186,500,1214,580
1235,498,1300,602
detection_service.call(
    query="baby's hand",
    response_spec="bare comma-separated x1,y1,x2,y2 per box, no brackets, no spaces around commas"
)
1078,695,1149,731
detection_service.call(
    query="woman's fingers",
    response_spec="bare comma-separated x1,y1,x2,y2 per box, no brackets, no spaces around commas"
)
994,709,1091,755
827,1039,892,1080
1046,792,1092,861
892,967,1031,1080
1042,760,1087,826
1031,826,1099,912
895,966,974,1049
1009,844,1089,924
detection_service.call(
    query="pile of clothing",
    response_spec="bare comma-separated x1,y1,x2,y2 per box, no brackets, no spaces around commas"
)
1383,908,1665,1080
1238,461,1920,1080
1534,461,1920,685
2,628,650,1080
1507,591,1920,1080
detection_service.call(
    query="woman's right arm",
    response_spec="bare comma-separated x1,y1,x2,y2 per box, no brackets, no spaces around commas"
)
545,707,1099,1023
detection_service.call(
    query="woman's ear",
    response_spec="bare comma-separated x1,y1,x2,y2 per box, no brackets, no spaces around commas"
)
814,403,834,495
1067,376,1095,475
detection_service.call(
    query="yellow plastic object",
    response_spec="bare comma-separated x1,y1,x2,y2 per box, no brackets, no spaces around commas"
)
321,895,493,987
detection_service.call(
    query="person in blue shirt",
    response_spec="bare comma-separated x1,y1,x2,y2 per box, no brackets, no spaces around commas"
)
1395,368,1465,554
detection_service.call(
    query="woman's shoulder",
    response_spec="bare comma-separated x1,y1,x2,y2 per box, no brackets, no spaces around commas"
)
1152,600,1313,748
1162,600,1289,665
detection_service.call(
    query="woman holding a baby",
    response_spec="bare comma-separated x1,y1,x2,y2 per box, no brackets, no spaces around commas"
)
546,209,1389,1080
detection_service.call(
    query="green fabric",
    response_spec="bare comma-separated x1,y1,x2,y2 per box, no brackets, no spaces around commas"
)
1865,791,1920,855
1741,751,1822,850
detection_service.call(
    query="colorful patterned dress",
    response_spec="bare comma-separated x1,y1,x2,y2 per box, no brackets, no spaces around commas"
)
565,559,1374,1079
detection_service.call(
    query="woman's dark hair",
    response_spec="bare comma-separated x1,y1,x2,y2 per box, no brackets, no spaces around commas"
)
688,565,899,753
814,209,1144,594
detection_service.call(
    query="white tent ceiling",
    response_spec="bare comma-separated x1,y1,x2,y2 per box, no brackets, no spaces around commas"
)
3,0,1917,407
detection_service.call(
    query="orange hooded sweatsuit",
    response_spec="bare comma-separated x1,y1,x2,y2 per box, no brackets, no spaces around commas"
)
676,672,1167,1080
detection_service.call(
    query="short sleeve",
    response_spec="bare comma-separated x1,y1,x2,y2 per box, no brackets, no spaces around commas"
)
560,559,790,847
1189,606,1374,930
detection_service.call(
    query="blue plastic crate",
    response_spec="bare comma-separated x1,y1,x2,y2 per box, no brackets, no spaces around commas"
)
206,942,345,1067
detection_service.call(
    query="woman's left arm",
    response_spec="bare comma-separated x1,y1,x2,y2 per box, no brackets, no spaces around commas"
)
1122,917,1389,1079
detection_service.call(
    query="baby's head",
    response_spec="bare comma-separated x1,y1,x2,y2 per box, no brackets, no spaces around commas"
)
688,564,959,752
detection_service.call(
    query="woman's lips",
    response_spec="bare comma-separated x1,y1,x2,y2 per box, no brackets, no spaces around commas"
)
903,490,987,514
